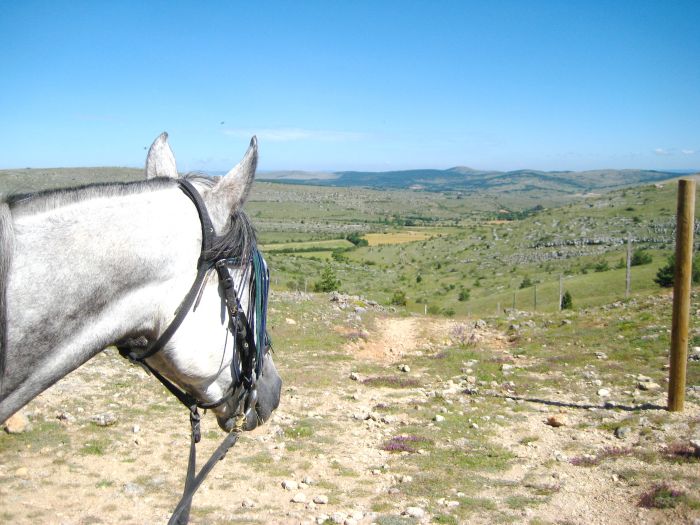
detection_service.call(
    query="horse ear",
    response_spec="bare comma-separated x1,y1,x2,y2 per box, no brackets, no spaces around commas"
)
145,132,178,179
211,136,258,210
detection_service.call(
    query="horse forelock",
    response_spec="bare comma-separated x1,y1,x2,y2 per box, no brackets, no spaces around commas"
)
184,173,258,263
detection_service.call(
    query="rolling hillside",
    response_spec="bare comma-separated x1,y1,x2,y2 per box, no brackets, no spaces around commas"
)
259,167,686,196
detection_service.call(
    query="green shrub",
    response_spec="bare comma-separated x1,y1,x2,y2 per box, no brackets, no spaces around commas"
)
594,260,609,272
390,290,407,306
561,290,573,310
314,264,340,292
346,232,368,247
654,254,700,287
631,249,652,266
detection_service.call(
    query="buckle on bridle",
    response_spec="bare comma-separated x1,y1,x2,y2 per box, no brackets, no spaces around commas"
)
215,259,234,289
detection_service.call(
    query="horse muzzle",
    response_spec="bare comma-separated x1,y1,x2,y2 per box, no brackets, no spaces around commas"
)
216,354,282,432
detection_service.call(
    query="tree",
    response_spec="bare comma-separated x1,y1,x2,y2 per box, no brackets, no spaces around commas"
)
561,290,573,310
593,259,609,272
654,254,700,287
314,264,340,292
346,232,368,247
520,276,533,289
390,290,407,306
631,249,652,266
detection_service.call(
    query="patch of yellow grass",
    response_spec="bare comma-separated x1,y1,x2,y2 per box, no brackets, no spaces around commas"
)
364,231,433,246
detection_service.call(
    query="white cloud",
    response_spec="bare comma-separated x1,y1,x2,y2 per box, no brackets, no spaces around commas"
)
653,148,672,156
681,149,697,155
222,127,366,142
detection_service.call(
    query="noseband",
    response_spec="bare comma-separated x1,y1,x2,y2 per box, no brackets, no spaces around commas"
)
117,179,270,525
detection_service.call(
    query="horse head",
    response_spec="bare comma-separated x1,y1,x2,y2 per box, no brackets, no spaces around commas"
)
140,132,281,432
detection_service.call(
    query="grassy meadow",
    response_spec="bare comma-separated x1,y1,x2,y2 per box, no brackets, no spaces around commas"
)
249,178,697,316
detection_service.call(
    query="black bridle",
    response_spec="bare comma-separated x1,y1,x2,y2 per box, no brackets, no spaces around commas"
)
117,179,267,525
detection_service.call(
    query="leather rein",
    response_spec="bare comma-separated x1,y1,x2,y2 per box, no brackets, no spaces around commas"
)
117,179,266,525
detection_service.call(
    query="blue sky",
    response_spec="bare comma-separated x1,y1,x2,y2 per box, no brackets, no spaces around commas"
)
1,1,699,172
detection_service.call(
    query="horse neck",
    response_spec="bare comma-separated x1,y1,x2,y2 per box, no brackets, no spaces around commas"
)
0,186,200,419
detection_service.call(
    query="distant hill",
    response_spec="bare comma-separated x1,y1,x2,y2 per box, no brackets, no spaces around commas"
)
258,167,686,195
1,166,692,208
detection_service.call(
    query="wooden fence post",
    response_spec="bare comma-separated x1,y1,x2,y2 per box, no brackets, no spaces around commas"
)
559,274,563,311
668,179,696,412
625,234,632,299
533,285,537,311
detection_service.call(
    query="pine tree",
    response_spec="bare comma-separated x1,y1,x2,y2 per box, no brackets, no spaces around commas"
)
654,254,700,287
314,264,340,292
561,290,573,310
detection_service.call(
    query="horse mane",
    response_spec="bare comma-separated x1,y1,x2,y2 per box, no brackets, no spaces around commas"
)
6,178,176,215
7,176,257,263
0,202,13,394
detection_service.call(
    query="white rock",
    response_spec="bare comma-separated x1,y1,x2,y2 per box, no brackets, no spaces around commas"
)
4,412,30,434
434,414,445,423
597,388,611,397
282,479,298,490
285,318,296,325
313,495,329,504
303,476,315,485
56,411,76,424
91,412,118,427
291,492,306,503
241,499,255,508
689,438,700,453
404,507,425,518
637,381,661,391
